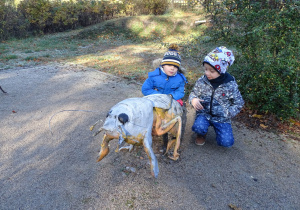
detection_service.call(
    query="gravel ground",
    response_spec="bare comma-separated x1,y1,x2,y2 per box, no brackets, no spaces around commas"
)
0,64,299,210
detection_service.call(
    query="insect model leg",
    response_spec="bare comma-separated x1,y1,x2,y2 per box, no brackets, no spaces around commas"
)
97,133,117,162
161,116,182,160
143,132,159,178
0,86,7,93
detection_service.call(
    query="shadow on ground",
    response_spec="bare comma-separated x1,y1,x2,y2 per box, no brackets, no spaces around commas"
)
0,64,299,209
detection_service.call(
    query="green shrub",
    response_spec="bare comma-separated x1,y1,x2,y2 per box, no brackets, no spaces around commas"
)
0,0,170,41
199,0,299,120
0,1,30,40
18,0,52,34
1,0,124,40
51,0,79,31
123,0,168,15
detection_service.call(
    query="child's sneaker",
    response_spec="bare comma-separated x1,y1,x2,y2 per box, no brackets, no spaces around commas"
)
195,135,206,146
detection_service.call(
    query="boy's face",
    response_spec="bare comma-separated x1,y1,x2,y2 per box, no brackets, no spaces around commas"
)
204,63,220,80
162,64,178,76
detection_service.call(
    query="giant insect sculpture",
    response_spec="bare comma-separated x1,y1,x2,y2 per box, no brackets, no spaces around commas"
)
90,94,183,178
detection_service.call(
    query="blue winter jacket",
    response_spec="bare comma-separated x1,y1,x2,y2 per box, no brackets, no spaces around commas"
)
142,67,187,100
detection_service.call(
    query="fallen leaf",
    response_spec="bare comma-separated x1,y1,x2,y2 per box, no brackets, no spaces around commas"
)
228,204,242,210
289,119,296,123
260,124,268,129
12,110,17,113
290,119,300,127
252,114,263,119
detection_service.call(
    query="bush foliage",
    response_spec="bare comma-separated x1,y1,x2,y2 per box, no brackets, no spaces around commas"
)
0,0,170,40
0,1,30,40
122,0,168,15
199,0,299,120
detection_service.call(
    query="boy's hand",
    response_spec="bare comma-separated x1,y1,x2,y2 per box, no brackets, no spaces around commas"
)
191,98,204,111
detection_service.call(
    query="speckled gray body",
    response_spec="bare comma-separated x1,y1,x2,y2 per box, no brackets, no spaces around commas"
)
94,94,183,178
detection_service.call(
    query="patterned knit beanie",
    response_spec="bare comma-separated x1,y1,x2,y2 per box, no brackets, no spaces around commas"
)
161,44,181,69
203,46,235,74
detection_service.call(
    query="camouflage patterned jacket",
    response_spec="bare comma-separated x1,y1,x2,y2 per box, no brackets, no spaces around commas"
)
189,74,244,123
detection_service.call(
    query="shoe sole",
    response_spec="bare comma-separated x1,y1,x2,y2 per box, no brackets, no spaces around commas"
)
195,141,205,146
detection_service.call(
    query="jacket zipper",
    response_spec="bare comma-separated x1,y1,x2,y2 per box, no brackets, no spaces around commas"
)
210,89,215,115
209,83,223,116
163,76,169,94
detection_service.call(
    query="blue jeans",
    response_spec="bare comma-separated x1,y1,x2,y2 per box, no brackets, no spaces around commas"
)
192,114,234,147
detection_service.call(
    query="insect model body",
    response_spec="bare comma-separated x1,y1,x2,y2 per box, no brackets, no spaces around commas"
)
92,94,183,178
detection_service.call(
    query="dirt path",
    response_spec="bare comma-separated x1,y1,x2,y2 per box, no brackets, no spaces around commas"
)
1,64,299,209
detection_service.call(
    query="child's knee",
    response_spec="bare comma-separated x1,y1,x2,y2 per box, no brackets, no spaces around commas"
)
213,122,234,147
192,123,208,135
192,115,209,135
216,132,234,147
217,139,234,147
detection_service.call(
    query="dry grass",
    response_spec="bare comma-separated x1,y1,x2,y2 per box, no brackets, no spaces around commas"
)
0,12,206,90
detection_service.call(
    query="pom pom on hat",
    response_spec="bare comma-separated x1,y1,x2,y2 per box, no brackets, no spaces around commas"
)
161,44,181,68
203,46,235,74
168,43,179,51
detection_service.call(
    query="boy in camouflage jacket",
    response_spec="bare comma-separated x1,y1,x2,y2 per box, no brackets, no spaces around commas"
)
189,46,244,147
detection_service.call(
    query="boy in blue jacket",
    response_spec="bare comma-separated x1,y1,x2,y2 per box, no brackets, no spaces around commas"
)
142,44,187,105
142,44,187,151
189,46,244,147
